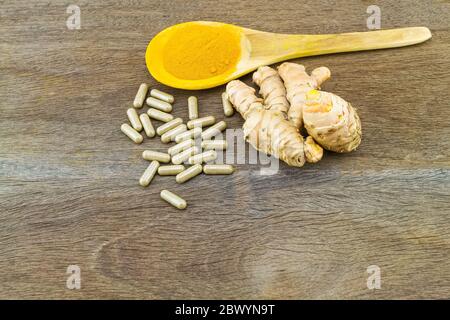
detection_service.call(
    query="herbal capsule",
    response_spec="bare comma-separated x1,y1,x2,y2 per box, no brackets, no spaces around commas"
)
160,190,186,209
156,118,183,136
161,124,187,144
133,83,149,108
120,123,143,144
139,113,156,138
147,108,174,122
150,89,174,104
139,160,159,187
168,139,195,156
142,150,171,163
203,164,234,175
146,97,172,113
187,116,215,129
201,121,227,140
158,165,185,176
174,127,202,143
188,96,198,120
176,164,203,184
127,108,143,131
201,140,227,150
188,150,217,165
222,92,234,117
171,146,200,165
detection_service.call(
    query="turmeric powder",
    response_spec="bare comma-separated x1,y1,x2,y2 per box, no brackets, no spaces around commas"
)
162,23,241,80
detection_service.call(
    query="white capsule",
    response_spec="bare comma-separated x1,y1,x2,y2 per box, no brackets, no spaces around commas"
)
133,83,149,108
188,96,199,120
171,146,200,165
176,164,203,184
139,160,159,187
168,139,195,156
127,108,142,131
158,165,185,176
222,92,234,117
156,118,183,136
187,116,215,129
201,121,227,140
142,150,171,163
139,113,155,138
188,150,217,165
201,140,228,150
147,108,174,122
203,164,235,175
146,97,172,113
150,89,174,103
160,190,186,209
121,123,143,144
174,127,202,143
161,124,187,144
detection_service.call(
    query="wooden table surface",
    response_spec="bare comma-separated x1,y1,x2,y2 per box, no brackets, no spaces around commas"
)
1,0,449,299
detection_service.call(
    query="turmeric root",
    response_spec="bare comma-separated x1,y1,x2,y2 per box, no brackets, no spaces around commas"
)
278,62,331,129
226,80,307,167
304,136,324,163
252,66,290,116
252,66,324,164
226,79,324,166
278,62,361,152
303,89,362,153
226,62,360,167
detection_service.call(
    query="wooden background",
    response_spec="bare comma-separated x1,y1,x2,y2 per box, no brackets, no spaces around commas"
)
1,0,449,299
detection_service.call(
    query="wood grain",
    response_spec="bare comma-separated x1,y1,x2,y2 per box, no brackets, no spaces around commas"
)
0,0,449,299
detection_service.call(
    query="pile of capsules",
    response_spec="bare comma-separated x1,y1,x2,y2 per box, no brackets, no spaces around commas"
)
120,84,235,209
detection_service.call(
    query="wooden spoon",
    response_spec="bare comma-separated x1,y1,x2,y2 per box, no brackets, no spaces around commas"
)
146,21,431,90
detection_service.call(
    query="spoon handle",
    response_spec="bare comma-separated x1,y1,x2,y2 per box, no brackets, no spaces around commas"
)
271,27,431,59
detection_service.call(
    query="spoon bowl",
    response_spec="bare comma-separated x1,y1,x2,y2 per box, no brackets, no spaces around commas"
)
146,21,431,90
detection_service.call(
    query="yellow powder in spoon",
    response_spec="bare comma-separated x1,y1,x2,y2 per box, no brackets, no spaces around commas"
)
162,23,241,80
